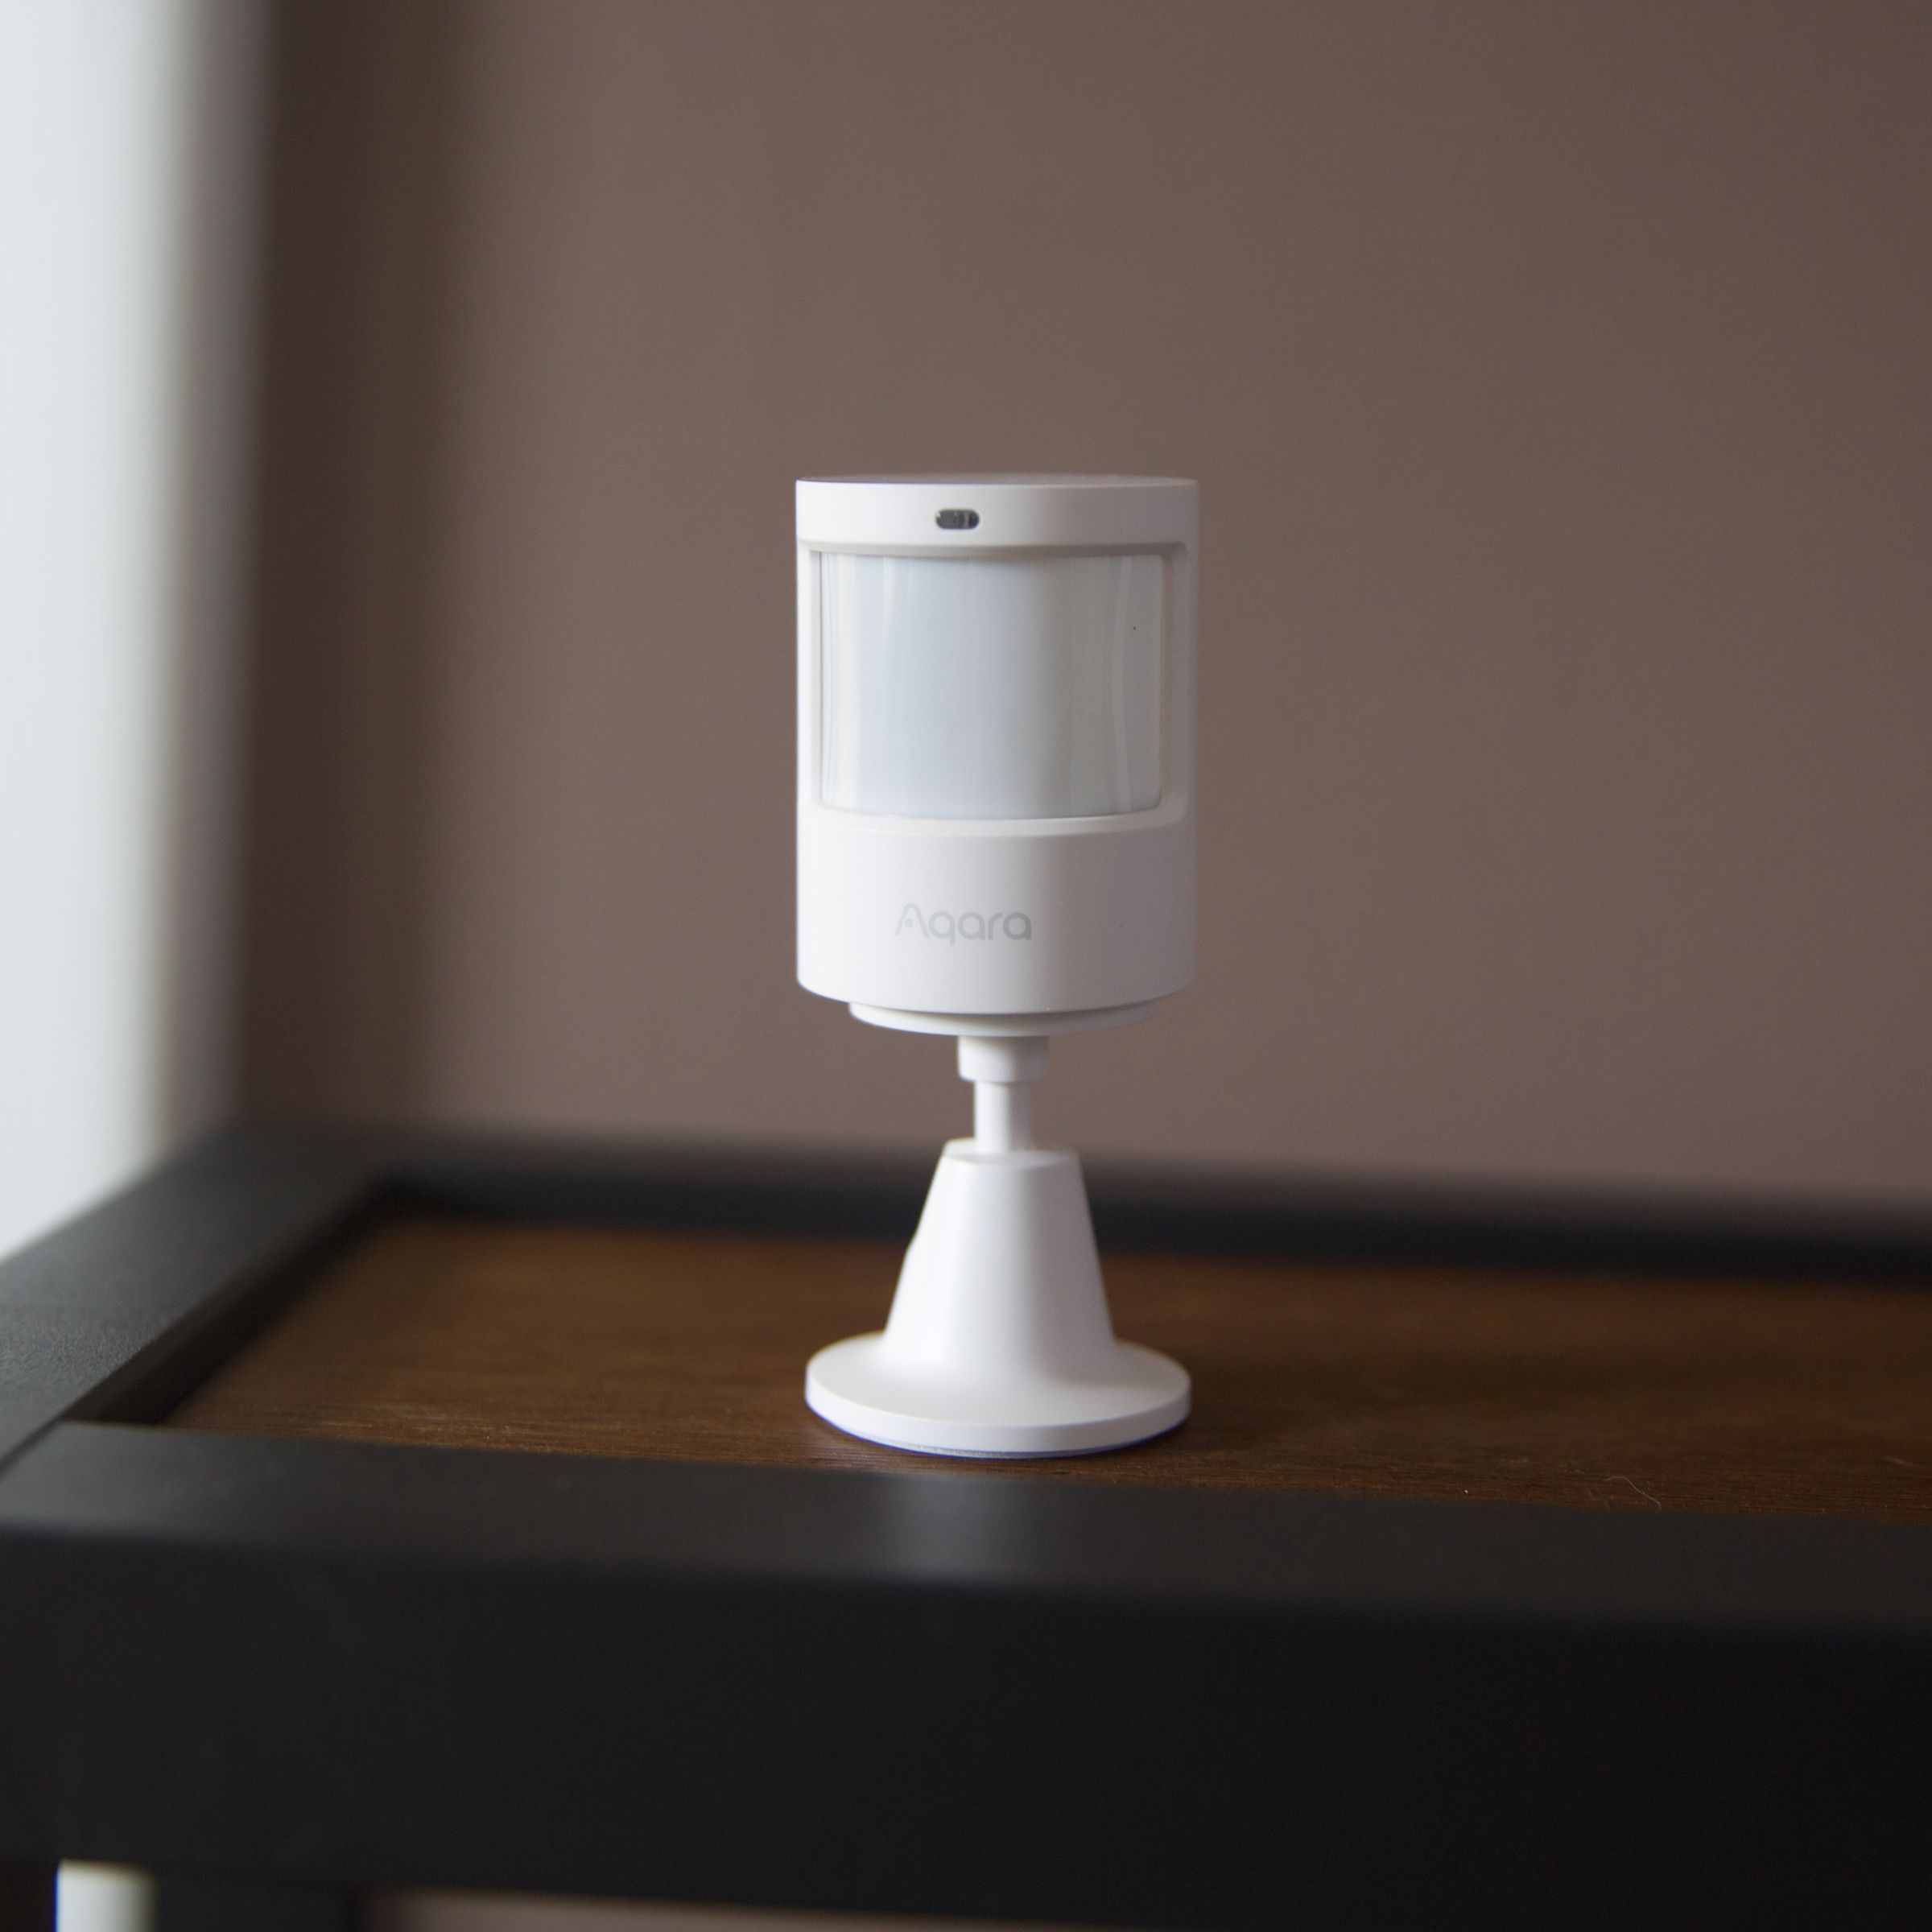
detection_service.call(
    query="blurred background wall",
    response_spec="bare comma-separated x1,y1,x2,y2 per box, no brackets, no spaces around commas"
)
238,0,1931,1205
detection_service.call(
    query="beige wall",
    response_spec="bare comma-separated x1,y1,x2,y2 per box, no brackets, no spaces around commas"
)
242,0,1932,1204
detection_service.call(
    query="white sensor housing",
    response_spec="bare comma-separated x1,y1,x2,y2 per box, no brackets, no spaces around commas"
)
797,475,1195,1032
797,475,1197,1457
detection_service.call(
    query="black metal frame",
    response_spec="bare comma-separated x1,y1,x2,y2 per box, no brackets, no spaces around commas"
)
2,1124,1930,1930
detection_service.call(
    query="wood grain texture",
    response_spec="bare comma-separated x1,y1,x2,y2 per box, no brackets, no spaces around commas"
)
167,1214,1932,1521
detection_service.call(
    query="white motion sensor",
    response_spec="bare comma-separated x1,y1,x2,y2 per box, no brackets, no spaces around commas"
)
797,475,1196,1457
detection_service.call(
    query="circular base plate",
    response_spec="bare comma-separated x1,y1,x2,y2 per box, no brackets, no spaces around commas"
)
805,1333,1191,1459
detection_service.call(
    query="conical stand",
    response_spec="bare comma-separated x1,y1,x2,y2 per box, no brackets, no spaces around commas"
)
806,1038,1190,1458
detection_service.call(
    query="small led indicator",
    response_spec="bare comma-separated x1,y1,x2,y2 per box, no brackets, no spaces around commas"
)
935,508,980,530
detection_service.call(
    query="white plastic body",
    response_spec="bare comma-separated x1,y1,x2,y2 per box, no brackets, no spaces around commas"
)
796,477,1197,1026
795,476,1196,1458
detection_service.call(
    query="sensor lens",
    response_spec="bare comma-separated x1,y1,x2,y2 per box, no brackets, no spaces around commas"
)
819,552,1162,819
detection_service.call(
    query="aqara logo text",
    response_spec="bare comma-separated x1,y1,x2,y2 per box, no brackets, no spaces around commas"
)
894,905,1033,944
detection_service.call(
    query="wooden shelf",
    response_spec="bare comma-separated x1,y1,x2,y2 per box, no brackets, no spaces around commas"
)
6,1129,1931,1927
170,1210,1932,1521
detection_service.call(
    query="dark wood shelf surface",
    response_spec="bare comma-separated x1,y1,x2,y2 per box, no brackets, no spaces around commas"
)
7,1130,1930,1927
169,1210,1932,1521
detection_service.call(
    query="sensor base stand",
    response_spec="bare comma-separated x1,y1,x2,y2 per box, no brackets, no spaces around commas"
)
805,1139,1190,1459
806,1335,1189,1458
